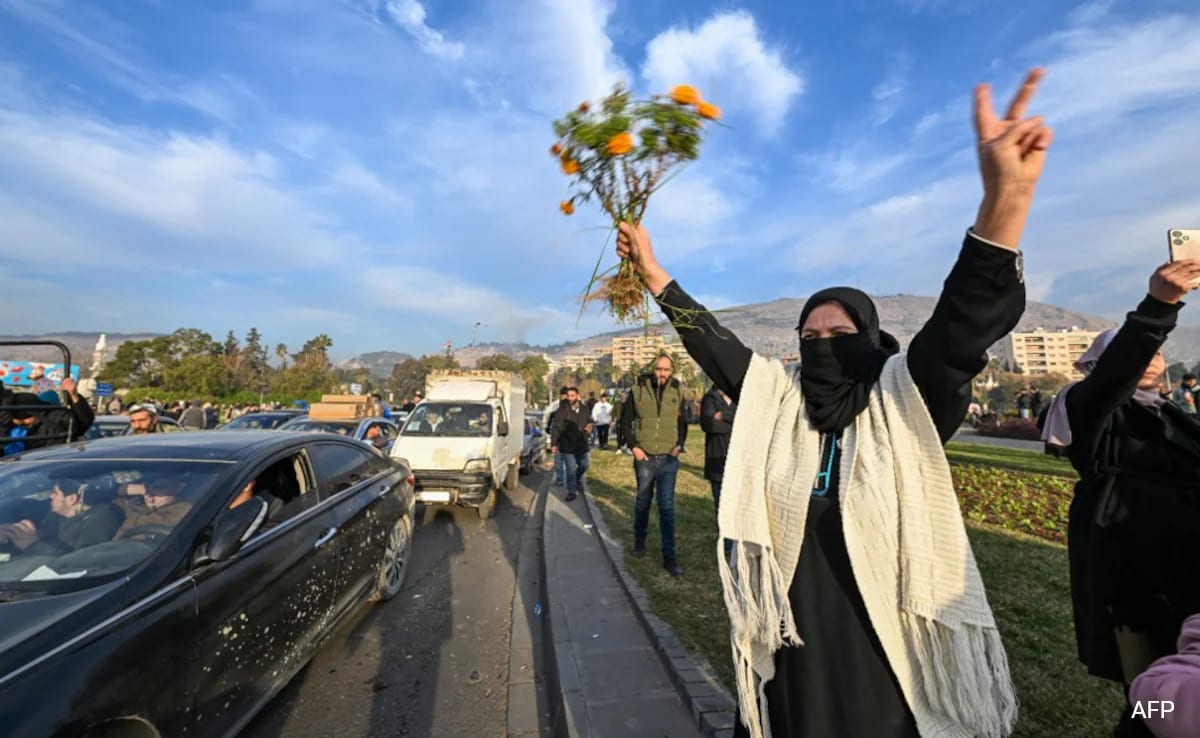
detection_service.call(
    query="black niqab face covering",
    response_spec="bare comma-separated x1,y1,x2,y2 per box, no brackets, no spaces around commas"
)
796,287,900,433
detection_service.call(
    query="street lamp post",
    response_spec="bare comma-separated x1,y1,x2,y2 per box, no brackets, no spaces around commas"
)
472,322,486,346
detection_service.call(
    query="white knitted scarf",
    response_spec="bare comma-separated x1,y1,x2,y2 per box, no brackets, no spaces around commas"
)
718,353,1017,738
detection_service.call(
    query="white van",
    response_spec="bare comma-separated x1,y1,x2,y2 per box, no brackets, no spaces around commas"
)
390,370,525,519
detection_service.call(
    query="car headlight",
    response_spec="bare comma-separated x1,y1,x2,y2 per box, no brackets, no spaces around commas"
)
463,458,491,473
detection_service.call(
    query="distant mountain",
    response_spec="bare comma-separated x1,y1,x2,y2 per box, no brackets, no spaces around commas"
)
338,351,415,378
0,332,161,376
401,295,1200,371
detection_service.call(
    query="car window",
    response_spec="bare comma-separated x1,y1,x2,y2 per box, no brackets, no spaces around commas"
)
308,443,378,496
380,423,396,439
224,452,318,536
0,458,227,593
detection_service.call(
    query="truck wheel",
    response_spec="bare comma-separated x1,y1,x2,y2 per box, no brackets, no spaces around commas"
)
477,487,496,520
504,460,520,492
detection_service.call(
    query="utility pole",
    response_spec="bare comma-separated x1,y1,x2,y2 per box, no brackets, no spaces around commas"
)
472,321,485,346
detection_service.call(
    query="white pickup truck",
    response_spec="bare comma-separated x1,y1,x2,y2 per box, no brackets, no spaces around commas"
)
390,370,526,519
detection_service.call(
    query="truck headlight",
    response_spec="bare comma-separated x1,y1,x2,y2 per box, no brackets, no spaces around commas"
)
463,458,491,473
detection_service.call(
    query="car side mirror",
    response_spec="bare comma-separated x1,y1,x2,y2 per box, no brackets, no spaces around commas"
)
207,497,269,562
497,420,509,437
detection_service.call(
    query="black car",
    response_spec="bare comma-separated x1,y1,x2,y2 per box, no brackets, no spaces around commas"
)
0,430,416,738
216,411,304,431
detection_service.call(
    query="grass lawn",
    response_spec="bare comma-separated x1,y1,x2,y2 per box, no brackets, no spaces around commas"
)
945,441,1078,479
584,429,1123,738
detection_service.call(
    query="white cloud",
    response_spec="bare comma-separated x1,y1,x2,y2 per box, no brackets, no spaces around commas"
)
1028,14,1200,131
641,11,803,136
871,53,912,126
381,0,464,60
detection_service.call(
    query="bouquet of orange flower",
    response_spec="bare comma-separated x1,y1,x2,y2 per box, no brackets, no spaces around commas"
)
552,83,720,323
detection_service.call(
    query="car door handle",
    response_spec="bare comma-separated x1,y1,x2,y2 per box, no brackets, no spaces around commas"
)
314,527,338,549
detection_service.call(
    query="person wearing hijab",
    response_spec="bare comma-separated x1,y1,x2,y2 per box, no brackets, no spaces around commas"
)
1039,260,1200,738
615,69,1053,738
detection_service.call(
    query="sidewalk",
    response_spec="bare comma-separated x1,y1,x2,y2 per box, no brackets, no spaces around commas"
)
952,426,1043,452
542,484,704,738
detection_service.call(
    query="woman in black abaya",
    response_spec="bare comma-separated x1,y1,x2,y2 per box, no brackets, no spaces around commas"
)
615,69,1054,737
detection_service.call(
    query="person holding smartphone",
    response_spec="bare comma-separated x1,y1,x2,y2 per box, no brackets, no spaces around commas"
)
1038,257,1200,737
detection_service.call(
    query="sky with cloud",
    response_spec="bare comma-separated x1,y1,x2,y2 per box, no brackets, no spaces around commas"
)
2,0,1199,359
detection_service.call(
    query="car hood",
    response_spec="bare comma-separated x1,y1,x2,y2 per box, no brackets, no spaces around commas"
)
0,579,127,684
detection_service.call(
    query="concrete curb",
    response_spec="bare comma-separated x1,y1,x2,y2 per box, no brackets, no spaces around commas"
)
580,485,738,738
540,478,589,738
507,471,554,737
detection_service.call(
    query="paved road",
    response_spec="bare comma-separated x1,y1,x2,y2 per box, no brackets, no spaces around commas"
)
243,469,543,738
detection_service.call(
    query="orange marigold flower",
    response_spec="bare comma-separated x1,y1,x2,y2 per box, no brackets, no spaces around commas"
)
606,132,634,156
697,101,721,120
550,142,563,156
670,85,701,105
560,200,575,216
562,158,580,175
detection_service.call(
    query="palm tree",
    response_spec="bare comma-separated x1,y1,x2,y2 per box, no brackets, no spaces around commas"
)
275,343,288,370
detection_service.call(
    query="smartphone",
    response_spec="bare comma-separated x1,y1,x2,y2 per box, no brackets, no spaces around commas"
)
1169,229,1200,285
1169,229,1200,261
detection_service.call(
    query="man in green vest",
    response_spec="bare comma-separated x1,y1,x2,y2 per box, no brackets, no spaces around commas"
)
619,354,688,577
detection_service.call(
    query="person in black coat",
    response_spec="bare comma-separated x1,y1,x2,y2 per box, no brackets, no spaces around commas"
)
0,378,95,457
699,385,735,515
1039,259,1200,738
550,387,593,502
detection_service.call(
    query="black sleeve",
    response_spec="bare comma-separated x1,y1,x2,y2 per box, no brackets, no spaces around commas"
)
676,404,688,449
620,391,639,450
906,232,1026,444
700,394,732,435
78,506,125,548
654,281,754,403
1065,296,1180,451
550,407,564,447
67,395,95,441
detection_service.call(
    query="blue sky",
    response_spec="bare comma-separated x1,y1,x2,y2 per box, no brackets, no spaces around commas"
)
2,0,1199,360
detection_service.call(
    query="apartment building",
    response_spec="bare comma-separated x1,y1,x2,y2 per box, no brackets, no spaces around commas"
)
995,327,1102,380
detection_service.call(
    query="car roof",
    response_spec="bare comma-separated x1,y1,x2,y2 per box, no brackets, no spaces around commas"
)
3,430,337,463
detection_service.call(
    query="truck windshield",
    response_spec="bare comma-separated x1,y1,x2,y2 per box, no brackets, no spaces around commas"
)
402,402,493,437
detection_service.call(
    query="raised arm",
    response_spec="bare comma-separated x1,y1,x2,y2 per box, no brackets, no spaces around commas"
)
1065,262,1198,448
616,224,753,402
908,68,1057,442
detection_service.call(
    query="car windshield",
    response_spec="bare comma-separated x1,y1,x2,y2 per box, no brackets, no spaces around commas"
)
221,413,293,430
83,419,129,440
402,402,493,437
0,459,224,594
280,419,357,436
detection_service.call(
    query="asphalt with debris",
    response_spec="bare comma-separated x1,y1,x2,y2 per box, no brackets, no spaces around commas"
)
242,471,541,738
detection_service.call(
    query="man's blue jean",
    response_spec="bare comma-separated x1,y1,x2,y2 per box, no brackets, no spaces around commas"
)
633,454,679,562
554,451,566,484
562,451,589,494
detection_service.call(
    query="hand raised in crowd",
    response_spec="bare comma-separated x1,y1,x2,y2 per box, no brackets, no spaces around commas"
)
60,377,79,399
1148,260,1200,304
616,223,672,295
972,68,1054,248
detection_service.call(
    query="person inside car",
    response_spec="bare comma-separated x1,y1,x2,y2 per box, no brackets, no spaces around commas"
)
0,477,125,555
364,424,388,449
116,476,193,537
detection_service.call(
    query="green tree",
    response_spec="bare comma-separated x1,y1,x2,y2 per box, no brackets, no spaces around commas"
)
275,343,288,370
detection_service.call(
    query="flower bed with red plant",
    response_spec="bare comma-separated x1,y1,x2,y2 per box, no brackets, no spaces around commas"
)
951,464,1074,544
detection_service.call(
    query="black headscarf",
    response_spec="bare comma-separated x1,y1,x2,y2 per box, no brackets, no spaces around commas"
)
796,287,900,433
